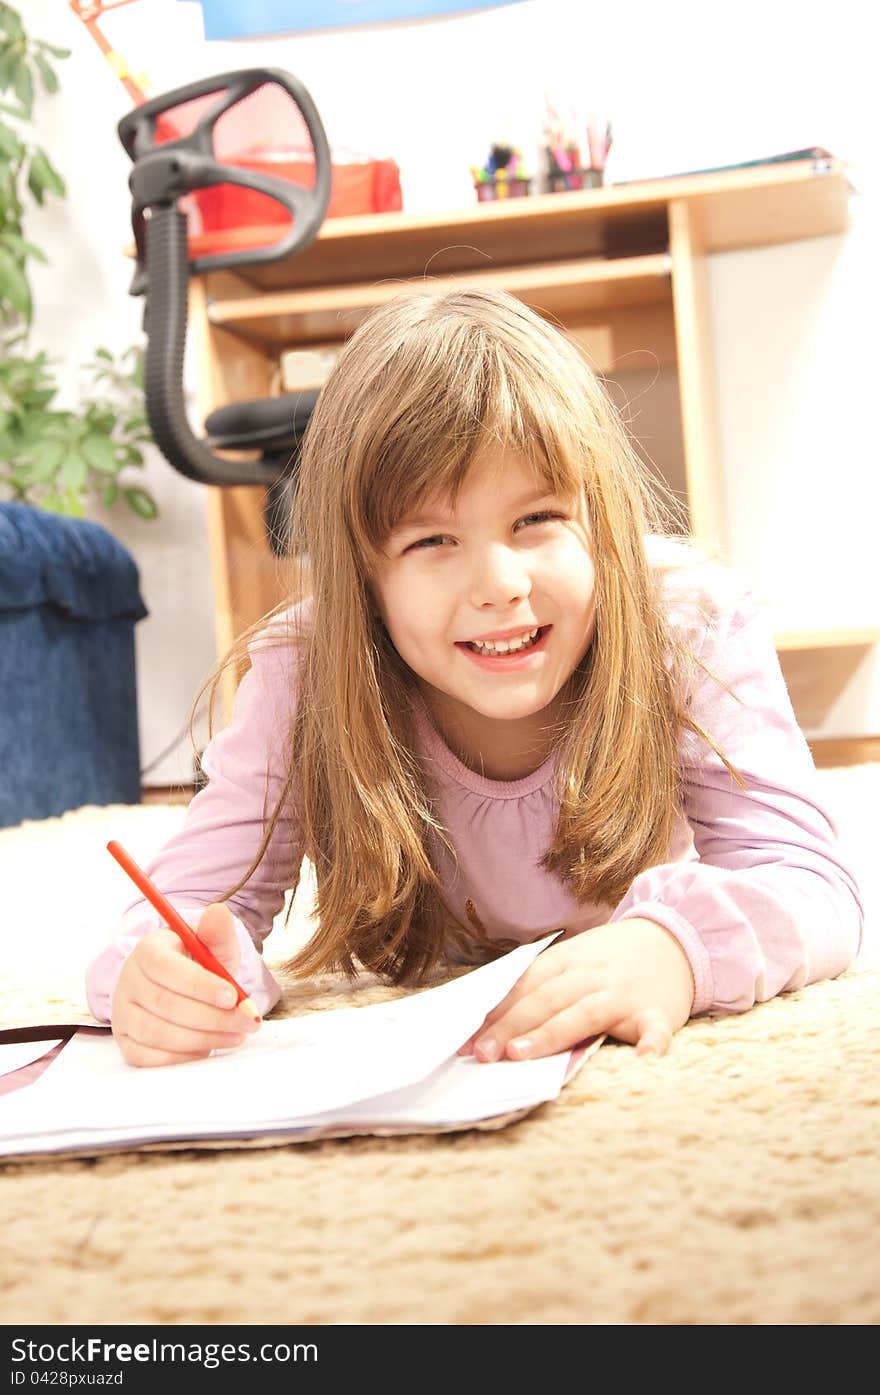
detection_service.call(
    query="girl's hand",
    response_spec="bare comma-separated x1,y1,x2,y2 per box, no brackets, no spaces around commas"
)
110,903,260,1067
458,918,695,1062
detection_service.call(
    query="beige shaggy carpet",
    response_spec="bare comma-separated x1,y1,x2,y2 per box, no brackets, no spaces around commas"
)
1,764,879,1326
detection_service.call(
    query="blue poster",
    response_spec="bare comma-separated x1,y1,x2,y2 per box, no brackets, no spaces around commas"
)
192,1,524,41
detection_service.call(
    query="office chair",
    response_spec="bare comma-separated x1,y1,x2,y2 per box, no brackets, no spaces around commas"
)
118,68,333,553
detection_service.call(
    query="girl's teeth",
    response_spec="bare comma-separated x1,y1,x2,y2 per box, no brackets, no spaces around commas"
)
469,627,539,655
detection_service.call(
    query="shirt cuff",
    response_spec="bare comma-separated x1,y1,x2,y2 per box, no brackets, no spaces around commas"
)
609,902,716,1015
231,917,283,1017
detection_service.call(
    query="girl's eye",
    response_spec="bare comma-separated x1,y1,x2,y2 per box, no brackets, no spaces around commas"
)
408,534,447,551
406,511,562,552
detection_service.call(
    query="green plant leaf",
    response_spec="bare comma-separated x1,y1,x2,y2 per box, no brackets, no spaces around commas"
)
101,482,119,508
20,386,54,408
36,42,70,61
0,98,29,121
0,243,30,316
2,231,46,263
24,437,65,482
85,406,115,435
81,431,119,475
0,51,17,93
26,147,65,204
12,55,32,116
63,490,87,519
124,485,158,521
7,470,31,495
0,7,25,39
0,118,21,161
32,50,57,95
59,450,88,493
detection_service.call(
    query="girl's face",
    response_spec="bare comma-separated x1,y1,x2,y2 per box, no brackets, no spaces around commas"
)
370,445,596,778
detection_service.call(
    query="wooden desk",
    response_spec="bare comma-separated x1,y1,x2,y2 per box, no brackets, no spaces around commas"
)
189,157,878,706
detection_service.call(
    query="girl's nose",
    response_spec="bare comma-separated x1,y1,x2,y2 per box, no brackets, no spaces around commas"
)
469,544,531,608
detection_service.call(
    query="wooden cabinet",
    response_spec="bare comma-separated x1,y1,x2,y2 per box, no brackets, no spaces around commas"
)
189,156,878,705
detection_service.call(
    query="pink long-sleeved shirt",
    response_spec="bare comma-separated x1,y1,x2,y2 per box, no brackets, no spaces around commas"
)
85,541,863,1022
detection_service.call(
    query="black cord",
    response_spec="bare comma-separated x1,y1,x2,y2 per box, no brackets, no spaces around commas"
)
139,698,208,780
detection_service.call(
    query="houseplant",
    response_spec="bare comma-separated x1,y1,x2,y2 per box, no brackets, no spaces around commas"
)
0,1,156,520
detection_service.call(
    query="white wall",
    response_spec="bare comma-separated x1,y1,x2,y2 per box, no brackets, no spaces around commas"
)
22,0,880,781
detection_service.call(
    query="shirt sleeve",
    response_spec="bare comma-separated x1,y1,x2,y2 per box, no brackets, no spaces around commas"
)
609,571,864,1016
85,614,306,1023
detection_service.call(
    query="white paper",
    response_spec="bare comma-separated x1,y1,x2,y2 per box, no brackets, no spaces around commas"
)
0,1043,606,1155
0,932,591,1156
0,1039,63,1077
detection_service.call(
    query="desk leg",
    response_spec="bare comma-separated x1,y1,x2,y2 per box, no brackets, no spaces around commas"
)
206,482,273,630
669,198,726,557
191,285,309,719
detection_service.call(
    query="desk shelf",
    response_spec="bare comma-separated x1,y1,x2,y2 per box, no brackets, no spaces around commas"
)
774,626,880,652
775,628,880,731
208,252,674,349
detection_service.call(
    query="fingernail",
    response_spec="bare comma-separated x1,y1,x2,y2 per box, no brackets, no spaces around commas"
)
216,987,237,1008
509,1037,532,1059
477,1037,499,1062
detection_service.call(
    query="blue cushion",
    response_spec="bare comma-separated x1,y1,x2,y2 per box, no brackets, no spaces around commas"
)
0,501,148,622
0,503,149,825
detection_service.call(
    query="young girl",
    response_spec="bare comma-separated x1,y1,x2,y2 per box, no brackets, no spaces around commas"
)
86,286,863,1069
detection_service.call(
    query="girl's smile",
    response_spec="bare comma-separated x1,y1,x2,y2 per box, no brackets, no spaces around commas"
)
456,623,552,669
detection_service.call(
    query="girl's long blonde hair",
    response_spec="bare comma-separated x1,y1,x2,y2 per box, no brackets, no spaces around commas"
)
211,287,719,985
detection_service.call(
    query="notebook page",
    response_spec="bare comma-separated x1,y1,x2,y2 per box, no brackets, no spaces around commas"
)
0,932,563,1151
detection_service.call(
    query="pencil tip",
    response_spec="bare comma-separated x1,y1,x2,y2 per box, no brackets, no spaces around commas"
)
239,998,262,1023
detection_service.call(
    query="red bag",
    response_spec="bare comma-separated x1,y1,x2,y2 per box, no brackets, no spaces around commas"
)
155,85,402,257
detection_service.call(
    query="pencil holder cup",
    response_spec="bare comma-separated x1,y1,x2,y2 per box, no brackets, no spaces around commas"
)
474,176,532,202
545,167,604,194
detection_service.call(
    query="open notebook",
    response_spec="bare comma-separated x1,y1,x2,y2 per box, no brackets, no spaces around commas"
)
0,932,603,1158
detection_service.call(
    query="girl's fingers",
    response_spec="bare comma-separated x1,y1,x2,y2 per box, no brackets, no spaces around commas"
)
132,935,257,1031
112,1031,214,1070
456,974,545,1055
635,1009,673,1057
140,928,242,1009
474,985,607,1063
115,999,250,1057
468,951,573,1040
132,966,256,1036
502,997,605,1062
117,956,256,1057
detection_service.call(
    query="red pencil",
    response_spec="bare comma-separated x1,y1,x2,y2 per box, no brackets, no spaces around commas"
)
106,840,260,1021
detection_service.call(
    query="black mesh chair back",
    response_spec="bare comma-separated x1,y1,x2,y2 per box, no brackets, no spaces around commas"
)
119,68,333,553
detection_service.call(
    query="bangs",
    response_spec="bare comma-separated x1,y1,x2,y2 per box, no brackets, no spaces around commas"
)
351,325,594,572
